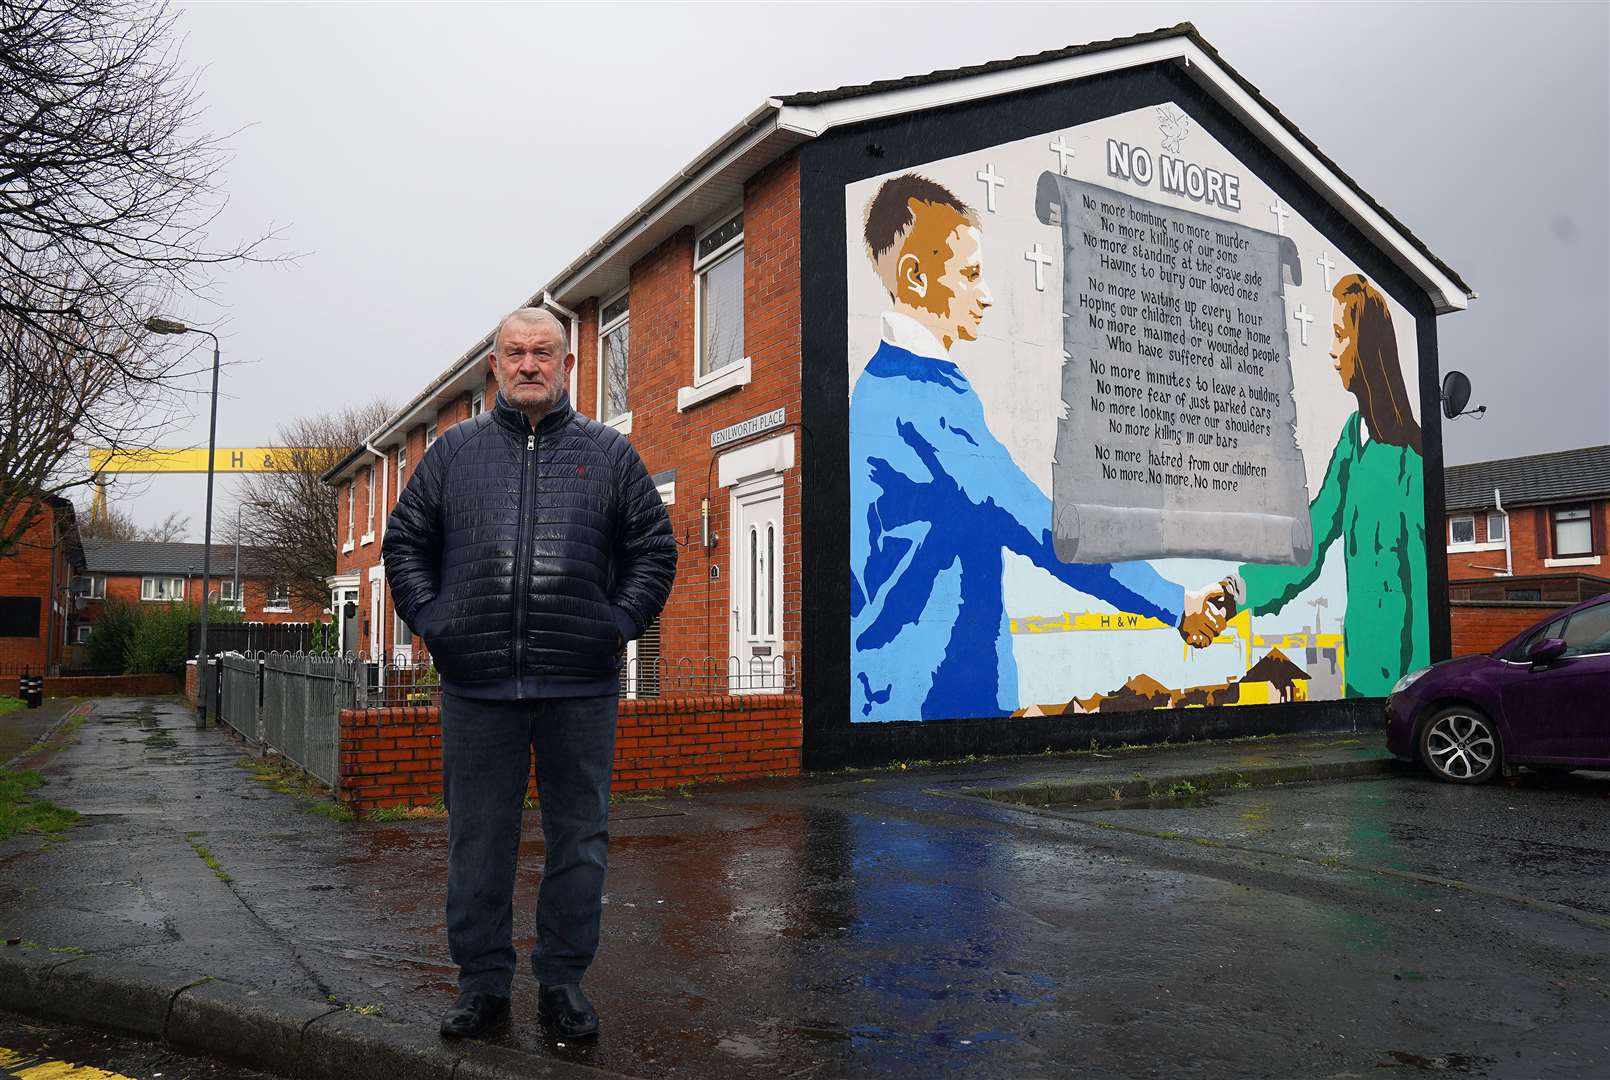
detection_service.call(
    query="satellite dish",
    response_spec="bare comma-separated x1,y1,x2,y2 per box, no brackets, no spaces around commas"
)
1440,370,1485,420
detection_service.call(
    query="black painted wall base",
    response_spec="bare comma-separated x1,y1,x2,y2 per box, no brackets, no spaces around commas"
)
803,699,1384,771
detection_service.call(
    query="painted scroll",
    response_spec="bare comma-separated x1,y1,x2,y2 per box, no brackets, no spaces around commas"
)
1035,172,1310,565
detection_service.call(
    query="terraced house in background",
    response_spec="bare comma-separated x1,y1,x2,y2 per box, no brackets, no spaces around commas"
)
322,24,1476,770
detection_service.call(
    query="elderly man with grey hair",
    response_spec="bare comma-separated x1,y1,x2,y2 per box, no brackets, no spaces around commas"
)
384,305,676,1040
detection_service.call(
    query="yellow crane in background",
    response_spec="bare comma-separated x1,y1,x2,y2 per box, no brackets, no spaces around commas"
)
85,446,334,524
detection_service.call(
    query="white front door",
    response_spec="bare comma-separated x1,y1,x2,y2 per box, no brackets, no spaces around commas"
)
729,474,784,693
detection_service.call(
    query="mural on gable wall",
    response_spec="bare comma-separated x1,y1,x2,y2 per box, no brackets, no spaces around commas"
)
847,102,1428,723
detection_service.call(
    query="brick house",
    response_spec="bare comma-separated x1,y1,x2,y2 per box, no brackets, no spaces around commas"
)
323,25,1473,770
0,496,85,676
74,540,325,642
1443,444,1610,654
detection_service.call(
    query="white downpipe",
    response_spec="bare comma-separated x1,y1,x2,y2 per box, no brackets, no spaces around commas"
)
1495,487,1512,577
366,442,388,677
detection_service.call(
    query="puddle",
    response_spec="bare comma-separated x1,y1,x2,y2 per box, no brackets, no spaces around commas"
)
1377,1049,1495,1072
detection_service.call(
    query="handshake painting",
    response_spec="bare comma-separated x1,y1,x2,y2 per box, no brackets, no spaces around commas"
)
1179,576,1243,649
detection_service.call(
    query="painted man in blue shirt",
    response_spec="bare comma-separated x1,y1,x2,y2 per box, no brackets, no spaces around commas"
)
850,174,1227,722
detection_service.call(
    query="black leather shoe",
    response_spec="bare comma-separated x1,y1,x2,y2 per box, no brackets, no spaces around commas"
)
537,983,599,1039
439,991,511,1039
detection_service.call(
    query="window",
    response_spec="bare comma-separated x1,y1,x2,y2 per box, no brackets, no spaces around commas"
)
266,583,291,611
695,211,744,378
70,574,105,599
393,608,411,648
1504,588,1542,602
0,597,41,637
363,466,375,537
1560,602,1610,657
1552,506,1593,557
1448,515,1474,546
396,447,407,489
1486,512,1506,543
425,424,438,448
345,482,355,545
469,392,483,419
599,291,630,422
74,623,92,644
1505,616,1564,661
141,576,185,601
217,579,242,609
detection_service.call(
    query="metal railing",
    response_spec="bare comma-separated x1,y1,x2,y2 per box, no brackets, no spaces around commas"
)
218,653,262,741
259,652,357,786
624,654,797,696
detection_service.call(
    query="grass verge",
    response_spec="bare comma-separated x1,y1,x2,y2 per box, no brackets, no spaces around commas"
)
0,769,80,841
0,696,23,717
237,755,356,822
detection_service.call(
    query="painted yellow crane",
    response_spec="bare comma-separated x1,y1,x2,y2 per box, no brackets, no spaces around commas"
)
85,447,335,523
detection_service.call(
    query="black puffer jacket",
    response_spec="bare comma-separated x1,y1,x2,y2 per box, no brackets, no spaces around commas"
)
382,393,676,699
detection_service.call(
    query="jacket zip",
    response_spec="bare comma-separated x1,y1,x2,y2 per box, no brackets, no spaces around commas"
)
510,429,537,698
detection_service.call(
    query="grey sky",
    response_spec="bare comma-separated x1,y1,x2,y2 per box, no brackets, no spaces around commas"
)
115,1,1609,537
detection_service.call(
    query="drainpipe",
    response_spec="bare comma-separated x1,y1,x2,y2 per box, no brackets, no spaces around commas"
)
542,292,581,407
365,442,388,673
1495,486,1512,577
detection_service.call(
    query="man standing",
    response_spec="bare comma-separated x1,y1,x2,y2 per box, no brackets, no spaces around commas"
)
849,174,1225,721
384,307,675,1040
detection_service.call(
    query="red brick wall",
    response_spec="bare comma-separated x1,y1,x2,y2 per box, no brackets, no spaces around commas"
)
81,573,320,625
617,152,803,666
336,693,803,812
0,501,74,674
46,672,181,697
1449,603,1564,656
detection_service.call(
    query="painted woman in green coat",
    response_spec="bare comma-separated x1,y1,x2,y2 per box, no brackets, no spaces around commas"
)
1231,274,1428,697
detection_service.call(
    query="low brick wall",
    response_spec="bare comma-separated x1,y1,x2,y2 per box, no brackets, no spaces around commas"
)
45,673,181,697
1450,602,1563,656
337,693,803,813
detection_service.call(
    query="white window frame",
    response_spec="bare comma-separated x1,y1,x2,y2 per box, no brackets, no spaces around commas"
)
1552,505,1594,558
1447,514,1475,549
360,466,376,545
74,623,92,644
343,480,355,553
141,575,185,602
1485,511,1505,544
71,574,106,599
217,578,243,610
681,209,751,411
396,446,407,490
468,392,483,419
265,582,292,612
425,423,438,449
597,289,632,432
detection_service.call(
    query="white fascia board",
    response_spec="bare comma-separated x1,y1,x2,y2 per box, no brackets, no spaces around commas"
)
774,37,1472,315
372,355,490,446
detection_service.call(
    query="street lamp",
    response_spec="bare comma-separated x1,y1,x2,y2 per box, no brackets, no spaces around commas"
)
146,315,221,730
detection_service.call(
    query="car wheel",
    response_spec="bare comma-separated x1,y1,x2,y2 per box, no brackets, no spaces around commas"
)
1419,706,1502,784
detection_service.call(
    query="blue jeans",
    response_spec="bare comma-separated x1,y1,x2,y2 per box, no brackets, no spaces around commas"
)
440,691,618,995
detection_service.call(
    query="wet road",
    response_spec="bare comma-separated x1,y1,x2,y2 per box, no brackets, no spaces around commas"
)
1,698,1607,1079
0,1010,285,1079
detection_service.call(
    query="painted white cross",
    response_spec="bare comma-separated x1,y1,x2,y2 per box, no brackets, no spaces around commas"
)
1024,243,1054,291
1315,250,1337,289
1268,199,1290,235
1293,303,1314,346
1049,136,1076,175
976,162,1006,213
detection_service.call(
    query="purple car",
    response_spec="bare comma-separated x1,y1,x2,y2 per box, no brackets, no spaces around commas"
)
1386,593,1610,783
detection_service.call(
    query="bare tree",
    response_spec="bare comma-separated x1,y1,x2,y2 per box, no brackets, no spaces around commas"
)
1,0,274,364
74,500,138,541
231,401,391,610
0,288,186,555
2,0,279,556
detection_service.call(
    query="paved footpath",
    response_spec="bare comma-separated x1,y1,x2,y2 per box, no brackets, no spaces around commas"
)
2,696,1607,1079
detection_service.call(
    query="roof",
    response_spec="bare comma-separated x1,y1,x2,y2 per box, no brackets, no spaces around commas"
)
332,23,1474,483
1445,445,1610,511
776,23,1472,302
81,540,278,577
